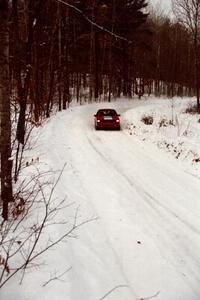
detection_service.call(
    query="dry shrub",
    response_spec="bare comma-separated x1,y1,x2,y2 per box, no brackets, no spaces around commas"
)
159,118,168,127
141,115,153,125
159,118,175,127
185,104,199,114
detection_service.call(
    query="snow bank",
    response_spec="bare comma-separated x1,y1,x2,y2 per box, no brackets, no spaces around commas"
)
123,97,200,179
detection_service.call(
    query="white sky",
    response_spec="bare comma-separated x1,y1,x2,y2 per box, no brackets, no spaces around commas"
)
149,0,172,11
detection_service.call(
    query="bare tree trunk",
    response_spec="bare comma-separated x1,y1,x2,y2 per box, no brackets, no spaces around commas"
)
108,0,115,102
76,73,80,103
122,42,128,96
63,8,70,110
89,28,94,102
94,31,99,101
16,0,43,144
58,2,62,111
194,37,200,111
46,69,55,118
0,0,13,220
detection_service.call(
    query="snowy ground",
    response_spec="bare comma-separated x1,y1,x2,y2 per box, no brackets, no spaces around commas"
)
1,97,200,300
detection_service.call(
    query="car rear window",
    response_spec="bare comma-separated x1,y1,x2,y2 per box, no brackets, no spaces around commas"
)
97,109,117,116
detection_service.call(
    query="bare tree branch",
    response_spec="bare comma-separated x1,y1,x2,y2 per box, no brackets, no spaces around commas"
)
55,0,132,43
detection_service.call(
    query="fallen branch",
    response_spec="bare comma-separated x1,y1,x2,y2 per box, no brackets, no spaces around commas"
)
99,285,128,300
42,267,72,287
136,291,160,300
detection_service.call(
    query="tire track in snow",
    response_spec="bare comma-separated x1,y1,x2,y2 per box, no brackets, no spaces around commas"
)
54,106,200,298
63,132,138,299
86,132,200,295
88,132,200,239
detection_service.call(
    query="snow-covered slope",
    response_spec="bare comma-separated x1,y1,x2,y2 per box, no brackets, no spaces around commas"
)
2,98,200,300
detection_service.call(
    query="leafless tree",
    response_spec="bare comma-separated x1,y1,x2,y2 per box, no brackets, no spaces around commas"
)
172,0,200,110
0,0,13,220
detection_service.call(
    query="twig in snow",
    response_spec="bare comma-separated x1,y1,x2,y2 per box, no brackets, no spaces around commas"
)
42,267,72,287
136,291,160,300
99,285,128,300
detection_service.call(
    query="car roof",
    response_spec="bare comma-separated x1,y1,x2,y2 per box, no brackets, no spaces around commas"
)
97,108,117,112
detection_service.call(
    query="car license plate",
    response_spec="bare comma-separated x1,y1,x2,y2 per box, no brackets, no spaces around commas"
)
104,116,112,120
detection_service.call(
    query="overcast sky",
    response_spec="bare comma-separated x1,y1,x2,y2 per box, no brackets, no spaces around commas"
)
149,0,172,11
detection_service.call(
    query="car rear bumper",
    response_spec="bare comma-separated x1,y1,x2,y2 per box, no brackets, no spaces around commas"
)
96,122,120,130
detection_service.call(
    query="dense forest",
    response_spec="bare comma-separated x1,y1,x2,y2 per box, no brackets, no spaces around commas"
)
6,0,200,117
0,0,200,220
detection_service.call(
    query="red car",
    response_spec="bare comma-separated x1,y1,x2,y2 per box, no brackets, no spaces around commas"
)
94,109,121,130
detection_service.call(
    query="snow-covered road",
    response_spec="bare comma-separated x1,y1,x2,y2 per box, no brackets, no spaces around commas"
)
4,100,200,300
40,100,200,300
